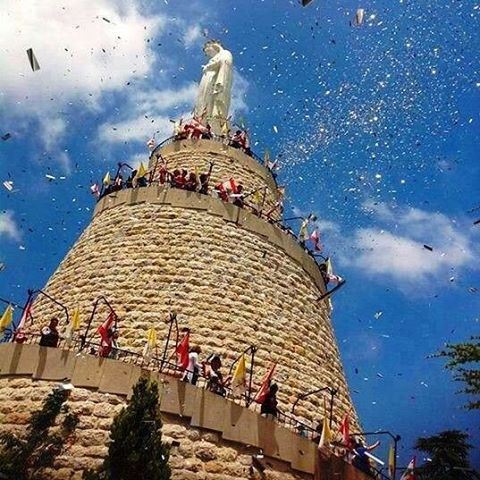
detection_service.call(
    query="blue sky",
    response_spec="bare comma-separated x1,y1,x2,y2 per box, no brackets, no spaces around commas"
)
1,0,479,469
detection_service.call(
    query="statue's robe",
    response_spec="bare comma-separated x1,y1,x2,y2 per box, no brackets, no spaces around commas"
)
195,48,233,126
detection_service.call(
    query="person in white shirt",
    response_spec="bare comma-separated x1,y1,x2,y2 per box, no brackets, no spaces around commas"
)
183,345,202,385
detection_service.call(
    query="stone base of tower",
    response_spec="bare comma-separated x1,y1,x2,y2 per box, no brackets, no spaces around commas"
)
0,344,370,480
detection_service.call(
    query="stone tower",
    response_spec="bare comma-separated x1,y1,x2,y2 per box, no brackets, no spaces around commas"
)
0,137,362,479
0,44,362,479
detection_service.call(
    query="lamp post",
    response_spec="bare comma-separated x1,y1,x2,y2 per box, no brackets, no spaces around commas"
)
159,312,178,372
291,386,337,427
351,430,401,480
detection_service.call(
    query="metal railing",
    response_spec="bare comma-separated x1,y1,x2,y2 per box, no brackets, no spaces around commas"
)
151,134,265,167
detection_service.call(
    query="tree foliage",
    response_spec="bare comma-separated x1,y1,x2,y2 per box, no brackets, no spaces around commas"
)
86,377,171,480
435,336,480,410
414,430,477,480
0,388,79,480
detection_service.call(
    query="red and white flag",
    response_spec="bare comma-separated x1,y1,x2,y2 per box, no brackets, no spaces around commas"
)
400,457,416,480
97,312,116,343
216,178,238,200
309,230,322,251
16,300,33,331
147,138,156,150
254,363,277,404
90,183,100,197
176,331,190,370
339,413,351,448
218,178,237,194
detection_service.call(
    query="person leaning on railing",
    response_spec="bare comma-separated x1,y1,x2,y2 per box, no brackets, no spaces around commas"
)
182,345,202,385
260,383,279,417
39,317,60,348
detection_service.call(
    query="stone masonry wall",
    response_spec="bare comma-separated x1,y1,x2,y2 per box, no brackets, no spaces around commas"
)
31,197,359,432
151,139,281,220
0,377,310,480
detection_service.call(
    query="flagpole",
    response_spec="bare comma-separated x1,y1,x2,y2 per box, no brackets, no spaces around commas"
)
160,312,177,372
291,386,336,417
11,289,34,341
393,435,400,480
247,346,257,407
329,388,337,428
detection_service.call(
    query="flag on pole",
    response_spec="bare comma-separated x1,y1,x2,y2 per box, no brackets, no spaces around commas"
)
143,327,157,357
71,306,81,331
0,305,14,330
17,300,33,331
310,230,322,251
400,457,416,480
90,183,100,197
219,178,237,193
298,218,309,242
103,172,111,185
65,306,81,343
97,312,116,343
146,138,156,150
263,150,270,166
231,354,247,393
326,258,343,285
136,162,148,179
254,363,277,404
388,444,395,478
176,331,190,370
251,190,262,206
339,413,351,448
319,398,332,448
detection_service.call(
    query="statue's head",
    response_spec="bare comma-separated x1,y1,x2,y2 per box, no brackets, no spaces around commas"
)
203,40,223,58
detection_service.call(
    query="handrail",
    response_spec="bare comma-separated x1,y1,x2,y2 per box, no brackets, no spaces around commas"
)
151,134,265,165
3,330,334,444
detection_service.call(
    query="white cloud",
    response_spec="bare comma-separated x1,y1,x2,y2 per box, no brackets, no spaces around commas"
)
0,0,164,111
131,83,198,114
41,118,67,151
98,115,172,144
0,211,21,242
183,25,203,48
0,0,165,170
343,203,476,284
231,69,249,117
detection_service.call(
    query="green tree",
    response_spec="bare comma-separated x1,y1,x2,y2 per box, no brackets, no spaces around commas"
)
435,336,480,410
88,377,170,480
0,387,79,479
414,430,477,480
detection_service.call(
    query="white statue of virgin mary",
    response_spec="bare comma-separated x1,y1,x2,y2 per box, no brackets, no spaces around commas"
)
194,40,233,133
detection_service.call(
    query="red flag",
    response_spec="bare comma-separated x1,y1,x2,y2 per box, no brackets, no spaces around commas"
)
400,457,416,480
176,331,190,370
97,312,116,343
339,413,351,447
228,178,238,194
17,300,33,331
254,363,277,404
